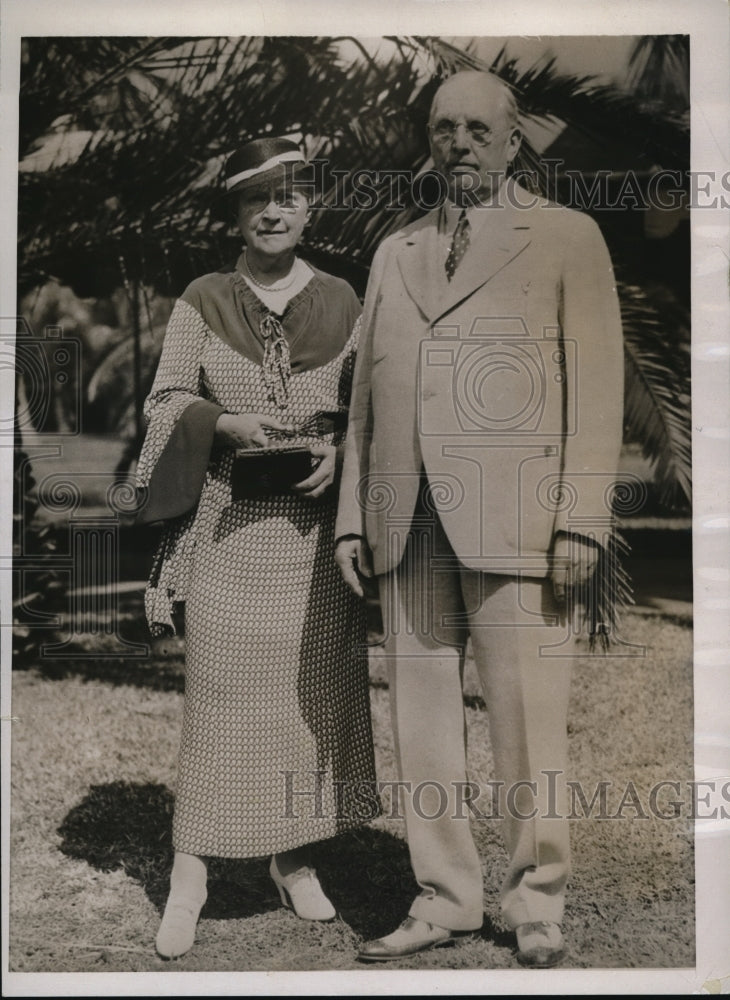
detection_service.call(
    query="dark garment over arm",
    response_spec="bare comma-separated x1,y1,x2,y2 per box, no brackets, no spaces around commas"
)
137,398,225,524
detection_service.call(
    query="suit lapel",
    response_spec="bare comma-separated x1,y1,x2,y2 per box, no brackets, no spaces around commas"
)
439,217,531,319
396,211,443,322
396,193,533,325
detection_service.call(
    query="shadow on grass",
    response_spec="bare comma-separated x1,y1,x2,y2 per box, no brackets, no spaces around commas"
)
315,829,513,947
312,827,418,938
57,781,420,937
58,781,178,911
29,654,186,693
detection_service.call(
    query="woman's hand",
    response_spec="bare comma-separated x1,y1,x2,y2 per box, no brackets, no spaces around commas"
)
291,443,340,499
215,412,293,449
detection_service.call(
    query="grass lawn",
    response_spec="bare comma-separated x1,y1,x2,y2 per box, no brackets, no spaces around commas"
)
8,601,693,975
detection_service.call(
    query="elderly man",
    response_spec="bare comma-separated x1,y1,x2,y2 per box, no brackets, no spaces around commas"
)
335,70,623,966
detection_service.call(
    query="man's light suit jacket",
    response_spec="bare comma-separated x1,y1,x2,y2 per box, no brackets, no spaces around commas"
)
335,182,624,580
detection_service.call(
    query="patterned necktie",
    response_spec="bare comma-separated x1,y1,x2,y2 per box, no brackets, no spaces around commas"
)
445,209,470,281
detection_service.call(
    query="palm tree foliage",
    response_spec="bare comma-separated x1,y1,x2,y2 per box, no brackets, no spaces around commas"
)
19,36,427,294
620,280,691,507
627,34,689,109
18,34,691,508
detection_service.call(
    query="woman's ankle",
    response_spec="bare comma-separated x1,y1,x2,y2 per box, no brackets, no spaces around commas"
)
273,845,313,877
169,851,208,901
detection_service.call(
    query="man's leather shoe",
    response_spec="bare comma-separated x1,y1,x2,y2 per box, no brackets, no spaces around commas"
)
515,921,566,968
357,915,478,962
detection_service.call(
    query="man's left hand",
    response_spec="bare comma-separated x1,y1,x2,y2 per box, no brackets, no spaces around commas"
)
552,534,599,603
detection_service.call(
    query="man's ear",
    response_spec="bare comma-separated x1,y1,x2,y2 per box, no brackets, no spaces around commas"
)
507,127,523,163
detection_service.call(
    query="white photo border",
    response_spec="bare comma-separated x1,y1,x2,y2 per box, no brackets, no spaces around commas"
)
1,0,728,995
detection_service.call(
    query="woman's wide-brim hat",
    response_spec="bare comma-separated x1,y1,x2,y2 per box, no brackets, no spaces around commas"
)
223,137,315,196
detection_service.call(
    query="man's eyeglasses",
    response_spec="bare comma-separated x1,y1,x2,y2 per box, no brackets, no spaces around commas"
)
428,119,502,147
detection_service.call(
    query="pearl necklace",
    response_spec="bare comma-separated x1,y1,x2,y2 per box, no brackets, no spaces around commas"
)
242,249,298,292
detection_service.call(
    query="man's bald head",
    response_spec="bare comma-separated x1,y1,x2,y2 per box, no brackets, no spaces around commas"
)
430,71,519,127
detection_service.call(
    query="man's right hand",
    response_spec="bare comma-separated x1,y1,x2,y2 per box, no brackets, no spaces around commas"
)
335,535,373,597
215,412,293,449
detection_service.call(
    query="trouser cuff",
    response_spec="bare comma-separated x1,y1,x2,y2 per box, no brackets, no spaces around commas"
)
409,893,483,933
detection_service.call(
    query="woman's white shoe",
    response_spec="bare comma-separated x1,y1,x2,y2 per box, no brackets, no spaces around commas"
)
155,891,207,959
269,856,336,921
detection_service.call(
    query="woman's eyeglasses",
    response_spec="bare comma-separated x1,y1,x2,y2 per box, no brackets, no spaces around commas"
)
428,119,501,147
239,188,305,214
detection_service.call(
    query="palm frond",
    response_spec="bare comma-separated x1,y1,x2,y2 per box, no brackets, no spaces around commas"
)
578,527,634,652
627,35,689,108
618,278,691,507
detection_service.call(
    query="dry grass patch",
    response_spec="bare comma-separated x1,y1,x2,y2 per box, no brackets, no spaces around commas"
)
9,607,693,973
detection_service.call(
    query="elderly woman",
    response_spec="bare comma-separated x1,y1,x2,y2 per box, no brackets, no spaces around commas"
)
136,137,377,959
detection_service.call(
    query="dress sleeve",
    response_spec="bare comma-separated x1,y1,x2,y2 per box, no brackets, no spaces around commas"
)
136,297,225,524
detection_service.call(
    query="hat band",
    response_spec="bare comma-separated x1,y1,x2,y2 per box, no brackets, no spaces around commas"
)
225,150,305,190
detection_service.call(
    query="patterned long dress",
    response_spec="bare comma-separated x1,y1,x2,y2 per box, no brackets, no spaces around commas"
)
136,260,377,858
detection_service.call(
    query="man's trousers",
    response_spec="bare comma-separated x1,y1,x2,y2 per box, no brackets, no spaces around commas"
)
377,484,574,931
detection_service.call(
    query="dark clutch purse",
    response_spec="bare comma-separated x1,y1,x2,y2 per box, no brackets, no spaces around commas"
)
231,446,314,500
